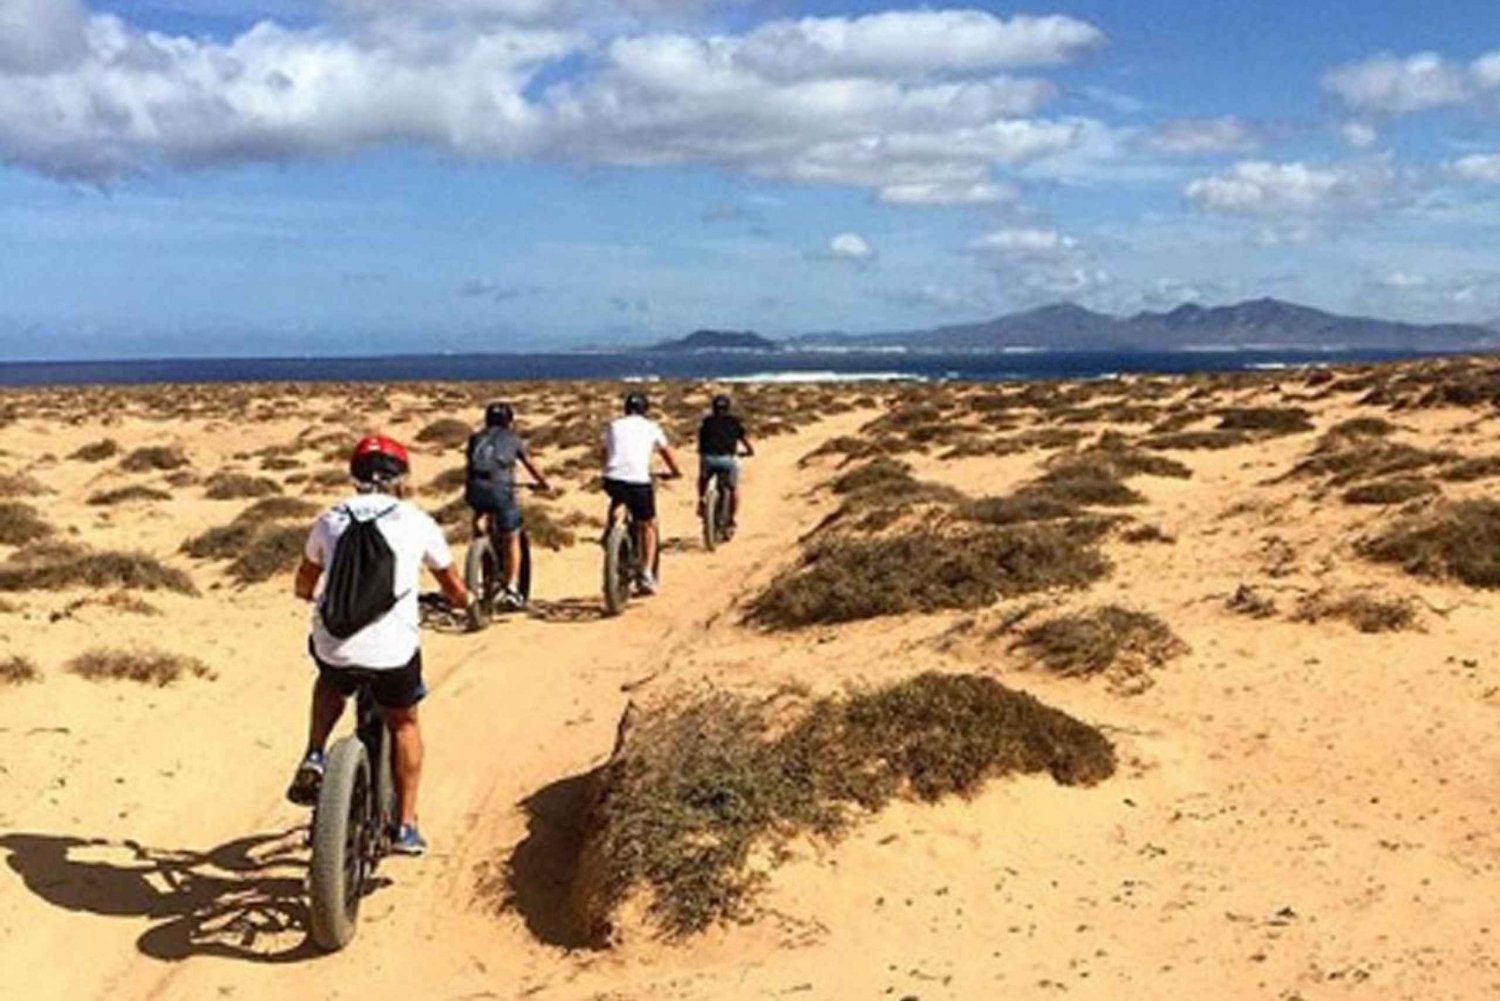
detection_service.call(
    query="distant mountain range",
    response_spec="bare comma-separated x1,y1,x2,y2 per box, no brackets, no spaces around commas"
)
647,299,1500,354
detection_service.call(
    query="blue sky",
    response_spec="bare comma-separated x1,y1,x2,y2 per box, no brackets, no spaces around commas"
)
2,0,1499,359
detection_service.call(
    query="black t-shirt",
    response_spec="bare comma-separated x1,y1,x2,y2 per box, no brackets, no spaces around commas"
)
698,414,745,455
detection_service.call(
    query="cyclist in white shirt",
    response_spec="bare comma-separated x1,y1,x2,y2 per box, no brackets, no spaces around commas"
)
286,435,470,857
601,391,682,594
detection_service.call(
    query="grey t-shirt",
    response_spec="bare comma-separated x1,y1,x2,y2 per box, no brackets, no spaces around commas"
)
466,428,527,492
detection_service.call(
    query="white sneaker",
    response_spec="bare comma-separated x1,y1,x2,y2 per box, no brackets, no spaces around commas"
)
636,570,658,596
499,586,525,610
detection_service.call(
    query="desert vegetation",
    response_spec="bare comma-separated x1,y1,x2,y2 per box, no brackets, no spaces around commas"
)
565,673,1114,940
67,647,215,686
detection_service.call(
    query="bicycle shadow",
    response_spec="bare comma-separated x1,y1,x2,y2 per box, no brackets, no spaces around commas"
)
526,597,606,625
0,827,322,963
501,767,604,950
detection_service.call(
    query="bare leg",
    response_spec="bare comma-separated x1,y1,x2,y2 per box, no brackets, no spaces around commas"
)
502,529,522,590
305,675,345,756
386,706,423,827
641,518,658,576
729,486,740,524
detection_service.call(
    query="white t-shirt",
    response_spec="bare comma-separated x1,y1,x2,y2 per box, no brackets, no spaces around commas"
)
603,415,668,485
306,494,453,670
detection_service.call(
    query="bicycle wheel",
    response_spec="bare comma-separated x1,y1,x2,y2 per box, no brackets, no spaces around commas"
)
716,479,734,542
308,736,372,951
517,528,533,602
463,536,496,629
702,481,720,552
602,520,631,616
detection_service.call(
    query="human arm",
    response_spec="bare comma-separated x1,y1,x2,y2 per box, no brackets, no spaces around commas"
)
738,432,755,458
519,452,552,494
431,564,469,610
657,444,684,479
294,558,322,601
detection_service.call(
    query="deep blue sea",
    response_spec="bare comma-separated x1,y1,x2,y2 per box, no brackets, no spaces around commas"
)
0,348,1465,388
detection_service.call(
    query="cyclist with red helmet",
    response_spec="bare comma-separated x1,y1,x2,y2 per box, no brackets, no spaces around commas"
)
286,434,470,857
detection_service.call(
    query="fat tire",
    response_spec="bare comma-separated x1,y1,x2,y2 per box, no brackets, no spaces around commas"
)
702,482,719,552
517,529,533,601
463,537,495,630
603,521,630,616
308,737,371,952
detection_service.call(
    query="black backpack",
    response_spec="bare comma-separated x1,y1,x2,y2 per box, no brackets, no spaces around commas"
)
319,504,404,639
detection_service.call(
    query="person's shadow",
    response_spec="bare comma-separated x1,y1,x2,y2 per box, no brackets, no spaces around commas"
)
0,828,322,963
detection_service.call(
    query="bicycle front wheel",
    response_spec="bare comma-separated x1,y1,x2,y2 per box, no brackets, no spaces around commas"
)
308,736,372,951
463,536,496,629
702,482,719,551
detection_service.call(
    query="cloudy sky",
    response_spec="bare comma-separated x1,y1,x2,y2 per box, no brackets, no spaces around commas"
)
3,0,1500,358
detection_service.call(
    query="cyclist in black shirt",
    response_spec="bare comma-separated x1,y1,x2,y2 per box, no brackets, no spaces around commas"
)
696,394,754,533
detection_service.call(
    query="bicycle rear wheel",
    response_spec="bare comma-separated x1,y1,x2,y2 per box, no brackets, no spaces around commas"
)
602,521,631,616
517,528,533,601
716,479,734,542
702,481,720,551
308,736,372,951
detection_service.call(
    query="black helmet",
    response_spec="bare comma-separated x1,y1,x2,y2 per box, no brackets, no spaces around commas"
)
711,393,731,415
624,391,649,415
485,402,514,428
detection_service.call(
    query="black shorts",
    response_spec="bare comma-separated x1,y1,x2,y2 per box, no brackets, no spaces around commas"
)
310,644,426,710
603,478,656,521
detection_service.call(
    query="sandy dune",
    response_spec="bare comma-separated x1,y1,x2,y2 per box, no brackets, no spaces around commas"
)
2,369,1499,1000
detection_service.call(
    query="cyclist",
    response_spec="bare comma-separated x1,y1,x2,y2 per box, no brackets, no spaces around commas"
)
601,391,682,594
464,402,551,609
286,434,470,857
697,393,754,536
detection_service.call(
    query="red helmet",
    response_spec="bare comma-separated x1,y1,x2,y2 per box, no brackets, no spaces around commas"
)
350,434,410,485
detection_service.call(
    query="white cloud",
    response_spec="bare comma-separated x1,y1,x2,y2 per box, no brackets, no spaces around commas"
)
1377,271,1428,290
818,231,876,264
1184,159,1404,217
969,227,1077,258
0,0,89,73
1141,117,1260,156
1450,153,1500,183
1340,121,1378,149
876,180,1018,206
1323,51,1500,116
0,5,1106,194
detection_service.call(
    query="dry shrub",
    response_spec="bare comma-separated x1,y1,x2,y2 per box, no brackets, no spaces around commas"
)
204,472,282,500
521,503,578,550
1287,432,1456,486
121,446,190,472
961,494,1081,526
70,439,120,462
305,468,351,489
1215,407,1313,435
1121,523,1173,544
260,455,303,471
1328,417,1396,438
0,502,52,545
234,496,319,524
830,457,912,495
0,655,39,685
1144,430,1254,451
1226,584,1276,618
1439,456,1500,483
1030,459,1145,507
1342,478,1437,505
87,485,172,506
424,467,468,496
67,648,214,686
228,526,306,583
0,547,196,594
1360,500,1500,587
0,472,47,498
416,419,472,449
749,525,1109,628
574,673,1114,938
1292,591,1417,633
1013,605,1187,677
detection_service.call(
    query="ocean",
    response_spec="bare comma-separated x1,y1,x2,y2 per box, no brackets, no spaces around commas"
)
0,348,1460,388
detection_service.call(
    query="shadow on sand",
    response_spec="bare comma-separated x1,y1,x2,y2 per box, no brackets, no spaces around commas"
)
500,767,604,950
0,828,323,963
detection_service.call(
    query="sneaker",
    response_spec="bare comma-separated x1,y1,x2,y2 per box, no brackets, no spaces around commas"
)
499,586,526,611
636,570,658,596
286,751,324,807
390,823,427,857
